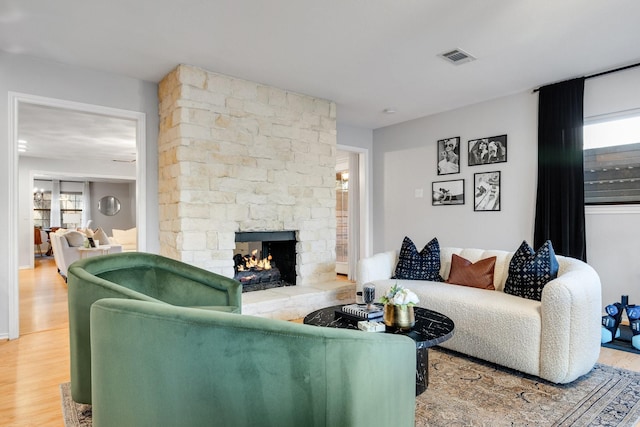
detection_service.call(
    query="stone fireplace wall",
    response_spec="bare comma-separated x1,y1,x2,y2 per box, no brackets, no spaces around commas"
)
158,64,337,286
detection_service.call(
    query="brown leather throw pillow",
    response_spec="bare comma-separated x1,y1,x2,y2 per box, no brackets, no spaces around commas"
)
446,254,497,290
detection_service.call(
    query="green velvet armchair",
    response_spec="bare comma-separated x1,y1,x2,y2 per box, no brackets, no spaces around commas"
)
90,299,416,427
67,252,242,404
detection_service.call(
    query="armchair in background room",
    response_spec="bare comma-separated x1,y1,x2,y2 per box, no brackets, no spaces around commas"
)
67,252,242,404
50,230,123,279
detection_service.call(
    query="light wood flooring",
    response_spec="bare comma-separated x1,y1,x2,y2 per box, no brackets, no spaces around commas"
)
1,257,639,426
1,257,70,427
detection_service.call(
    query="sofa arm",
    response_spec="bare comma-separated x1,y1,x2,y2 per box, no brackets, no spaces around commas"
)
356,250,398,288
539,257,602,383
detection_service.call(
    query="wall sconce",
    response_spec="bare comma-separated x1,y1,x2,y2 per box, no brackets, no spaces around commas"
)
339,172,348,190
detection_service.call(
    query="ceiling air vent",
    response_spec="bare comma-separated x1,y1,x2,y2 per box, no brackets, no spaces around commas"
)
438,48,476,65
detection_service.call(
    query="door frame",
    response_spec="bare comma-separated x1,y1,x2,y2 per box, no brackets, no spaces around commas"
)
337,145,372,278
8,92,147,339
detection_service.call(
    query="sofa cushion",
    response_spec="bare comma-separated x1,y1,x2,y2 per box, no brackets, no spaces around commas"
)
94,227,110,246
112,227,137,251
446,254,496,290
392,236,443,281
64,231,86,247
504,240,559,301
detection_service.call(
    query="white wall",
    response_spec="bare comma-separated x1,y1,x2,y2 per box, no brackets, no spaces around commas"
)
583,67,640,307
337,123,373,151
585,66,640,117
586,206,640,308
372,91,538,253
372,67,640,309
91,182,136,235
0,52,159,338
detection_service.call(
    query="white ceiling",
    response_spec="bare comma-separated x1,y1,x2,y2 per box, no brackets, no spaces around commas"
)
4,0,640,159
18,103,137,162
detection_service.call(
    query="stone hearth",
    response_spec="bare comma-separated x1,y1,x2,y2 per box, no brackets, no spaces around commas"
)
242,279,355,320
157,64,337,287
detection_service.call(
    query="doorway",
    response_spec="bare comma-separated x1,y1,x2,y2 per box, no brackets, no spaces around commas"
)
335,147,370,280
336,151,349,276
8,92,147,339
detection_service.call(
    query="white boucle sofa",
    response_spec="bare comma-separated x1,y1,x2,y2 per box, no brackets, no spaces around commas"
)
357,246,602,384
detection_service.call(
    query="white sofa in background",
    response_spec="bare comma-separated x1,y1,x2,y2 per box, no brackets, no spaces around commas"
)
110,227,137,251
50,230,122,279
357,246,602,384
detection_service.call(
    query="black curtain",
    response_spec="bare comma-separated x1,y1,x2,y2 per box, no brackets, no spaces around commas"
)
534,78,587,261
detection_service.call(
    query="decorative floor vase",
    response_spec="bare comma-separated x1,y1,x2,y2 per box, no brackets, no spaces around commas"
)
383,304,415,330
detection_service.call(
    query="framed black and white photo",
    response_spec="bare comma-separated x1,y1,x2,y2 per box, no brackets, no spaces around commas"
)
432,179,465,206
474,171,501,211
437,137,461,175
468,134,507,166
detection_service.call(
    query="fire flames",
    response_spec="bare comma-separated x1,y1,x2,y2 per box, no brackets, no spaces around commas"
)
237,249,272,271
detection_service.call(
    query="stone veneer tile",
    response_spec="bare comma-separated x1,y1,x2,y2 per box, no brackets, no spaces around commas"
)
158,64,337,285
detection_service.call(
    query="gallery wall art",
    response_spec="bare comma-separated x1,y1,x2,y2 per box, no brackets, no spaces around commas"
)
468,135,507,166
437,137,461,175
432,179,465,206
474,171,501,211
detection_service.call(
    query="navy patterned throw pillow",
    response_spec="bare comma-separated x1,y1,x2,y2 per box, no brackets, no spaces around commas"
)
392,237,444,282
504,240,559,301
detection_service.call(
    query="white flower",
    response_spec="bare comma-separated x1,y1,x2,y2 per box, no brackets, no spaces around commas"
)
392,288,420,306
380,283,420,306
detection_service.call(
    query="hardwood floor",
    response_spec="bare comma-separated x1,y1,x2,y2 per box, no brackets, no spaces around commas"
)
19,258,69,335
1,257,70,426
1,257,639,426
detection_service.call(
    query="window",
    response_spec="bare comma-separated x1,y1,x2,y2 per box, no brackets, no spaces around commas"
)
335,171,348,264
583,113,640,204
33,190,51,229
60,192,83,228
32,188,84,229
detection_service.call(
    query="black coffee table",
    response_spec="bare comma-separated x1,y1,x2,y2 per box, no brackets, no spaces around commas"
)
304,305,455,395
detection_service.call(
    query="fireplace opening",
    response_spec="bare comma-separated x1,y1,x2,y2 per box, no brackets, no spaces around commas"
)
233,231,296,292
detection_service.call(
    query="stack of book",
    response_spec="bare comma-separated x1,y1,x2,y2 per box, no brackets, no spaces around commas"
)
336,304,384,322
357,320,386,332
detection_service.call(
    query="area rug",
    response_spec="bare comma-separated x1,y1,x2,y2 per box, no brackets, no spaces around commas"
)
59,383,91,427
417,348,640,426
61,348,640,426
